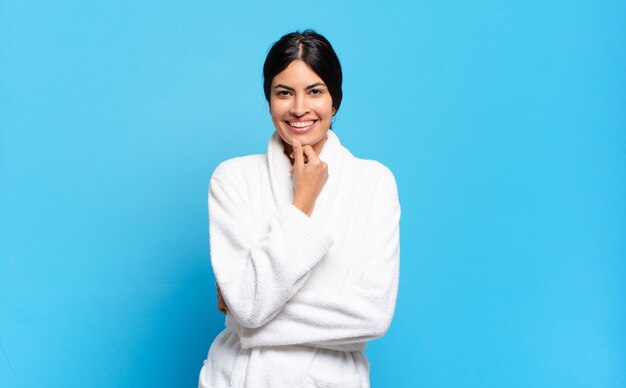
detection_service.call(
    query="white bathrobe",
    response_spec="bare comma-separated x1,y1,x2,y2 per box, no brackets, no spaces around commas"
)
198,129,400,388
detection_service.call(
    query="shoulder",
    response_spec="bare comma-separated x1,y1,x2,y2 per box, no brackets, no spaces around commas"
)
210,154,267,185
348,158,400,221
342,155,399,210
350,156,398,189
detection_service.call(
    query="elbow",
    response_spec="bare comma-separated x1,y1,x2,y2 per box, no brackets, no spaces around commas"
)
218,282,277,329
238,316,267,329
366,295,397,339
230,308,274,329
368,311,393,339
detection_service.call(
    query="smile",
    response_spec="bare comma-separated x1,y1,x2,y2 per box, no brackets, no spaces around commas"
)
286,120,318,133
288,120,316,127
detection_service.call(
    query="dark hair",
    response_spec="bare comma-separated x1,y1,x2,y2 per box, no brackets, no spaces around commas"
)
263,29,343,114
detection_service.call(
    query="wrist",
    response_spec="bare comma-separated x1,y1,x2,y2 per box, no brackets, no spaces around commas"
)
293,199,314,216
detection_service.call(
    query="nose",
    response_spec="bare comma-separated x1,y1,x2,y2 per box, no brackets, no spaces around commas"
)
290,94,309,117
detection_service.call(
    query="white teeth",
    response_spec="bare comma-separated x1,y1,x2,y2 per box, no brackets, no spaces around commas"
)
288,120,315,128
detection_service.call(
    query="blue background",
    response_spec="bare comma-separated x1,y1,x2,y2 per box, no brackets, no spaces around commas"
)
1,1,624,387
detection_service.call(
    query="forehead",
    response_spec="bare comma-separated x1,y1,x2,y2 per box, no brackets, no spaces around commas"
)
272,60,324,86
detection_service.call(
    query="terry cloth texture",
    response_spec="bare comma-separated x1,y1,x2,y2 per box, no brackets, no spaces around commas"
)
198,129,400,388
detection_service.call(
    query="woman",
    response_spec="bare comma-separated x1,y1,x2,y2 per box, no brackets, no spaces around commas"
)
198,30,400,388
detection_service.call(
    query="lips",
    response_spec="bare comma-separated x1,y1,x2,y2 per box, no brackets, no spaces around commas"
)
285,119,318,133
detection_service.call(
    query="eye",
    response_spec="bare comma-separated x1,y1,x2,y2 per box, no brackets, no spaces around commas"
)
275,90,291,98
310,88,323,96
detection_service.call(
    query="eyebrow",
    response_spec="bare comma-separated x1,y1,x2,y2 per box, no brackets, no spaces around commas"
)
273,82,327,91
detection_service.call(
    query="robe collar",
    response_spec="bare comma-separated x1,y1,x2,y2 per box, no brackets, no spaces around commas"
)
267,129,345,221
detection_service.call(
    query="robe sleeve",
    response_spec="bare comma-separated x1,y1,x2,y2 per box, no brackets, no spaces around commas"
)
208,167,334,329
236,166,401,349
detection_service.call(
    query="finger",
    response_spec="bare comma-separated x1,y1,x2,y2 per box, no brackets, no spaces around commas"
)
217,294,228,313
301,145,320,164
292,139,304,168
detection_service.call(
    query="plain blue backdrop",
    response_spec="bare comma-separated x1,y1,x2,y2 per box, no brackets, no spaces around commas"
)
1,1,624,387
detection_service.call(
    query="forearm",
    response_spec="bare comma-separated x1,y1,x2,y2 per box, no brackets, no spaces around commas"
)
236,170,401,348
236,281,398,349
213,202,333,328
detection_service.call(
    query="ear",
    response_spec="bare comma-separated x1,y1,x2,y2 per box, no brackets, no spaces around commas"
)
332,106,337,116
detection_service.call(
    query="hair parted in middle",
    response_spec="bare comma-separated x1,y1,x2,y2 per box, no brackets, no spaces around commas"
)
263,29,343,115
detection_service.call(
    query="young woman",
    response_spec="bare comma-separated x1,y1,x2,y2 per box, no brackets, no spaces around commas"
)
198,30,400,388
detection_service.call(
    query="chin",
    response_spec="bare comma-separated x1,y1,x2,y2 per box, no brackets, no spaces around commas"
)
293,130,327,145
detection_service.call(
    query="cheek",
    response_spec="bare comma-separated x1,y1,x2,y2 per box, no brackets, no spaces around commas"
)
270,100,288,118
312,99,334,118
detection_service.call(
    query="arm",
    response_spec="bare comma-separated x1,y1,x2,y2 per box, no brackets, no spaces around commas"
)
208,167,334,329
236,167,401,349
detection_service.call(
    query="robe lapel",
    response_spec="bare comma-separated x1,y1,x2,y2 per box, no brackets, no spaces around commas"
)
267,130,345,227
